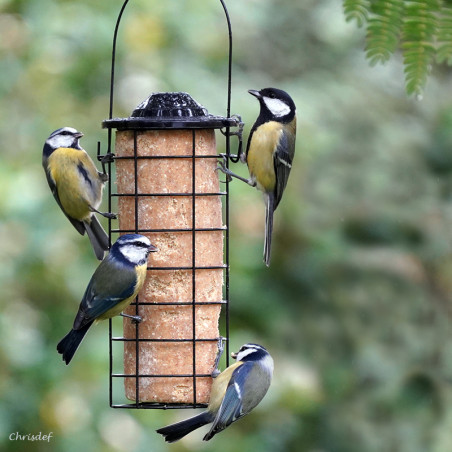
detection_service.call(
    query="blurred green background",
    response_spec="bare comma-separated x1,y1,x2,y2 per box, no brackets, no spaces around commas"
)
2,0,452,451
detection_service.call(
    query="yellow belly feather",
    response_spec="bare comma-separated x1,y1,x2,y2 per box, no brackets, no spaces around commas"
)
207,361,244,413
247,122,283,193
48,147,103,221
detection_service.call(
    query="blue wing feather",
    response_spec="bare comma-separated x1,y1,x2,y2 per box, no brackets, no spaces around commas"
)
209,362,254,432
73,256,137,329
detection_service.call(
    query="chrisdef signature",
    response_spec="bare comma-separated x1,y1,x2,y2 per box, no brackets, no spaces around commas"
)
9,432,54,442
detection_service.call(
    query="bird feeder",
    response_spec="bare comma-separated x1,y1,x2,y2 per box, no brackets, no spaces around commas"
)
99,0,241,409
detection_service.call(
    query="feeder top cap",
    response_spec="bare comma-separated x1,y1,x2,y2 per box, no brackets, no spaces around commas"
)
102,91,239,130
132,92,209,118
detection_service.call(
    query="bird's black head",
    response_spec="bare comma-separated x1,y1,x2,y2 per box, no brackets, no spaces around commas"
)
231,343,269,362
43,127,84,157
111,234,158,267
249,87,296,123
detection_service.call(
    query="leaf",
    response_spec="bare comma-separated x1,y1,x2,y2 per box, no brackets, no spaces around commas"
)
343,0,371,28
436,7,452,64
364,0,405,65
401,1,438,95
344,0,452,95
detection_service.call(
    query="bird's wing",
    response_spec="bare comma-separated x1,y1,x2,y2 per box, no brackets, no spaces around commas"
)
73,258,137,329
208,362,255,434
43,159,86,235
273,121,296,210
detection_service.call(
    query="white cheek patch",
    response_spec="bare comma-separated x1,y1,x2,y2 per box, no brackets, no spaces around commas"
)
120,244,147,264
263,97,291,117
48,135,75,149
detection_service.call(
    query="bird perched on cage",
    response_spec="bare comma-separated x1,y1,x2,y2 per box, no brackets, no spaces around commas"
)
218,88,296,267
42,126,116,260
57,234,157,365
156,343,274,442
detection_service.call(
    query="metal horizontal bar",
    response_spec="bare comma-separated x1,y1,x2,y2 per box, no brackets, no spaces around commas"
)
112,373,213,378
111,403,208,410
111,192,226,197
147,265,227,271
111,337,220,342
113,154,221,159
111,227,227,233
128,300,227,306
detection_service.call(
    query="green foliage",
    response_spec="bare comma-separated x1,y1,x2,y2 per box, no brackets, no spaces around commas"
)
402,1,439,96
343,0,452,95
366,0,405,66
344,0,371,27
437,6,452,63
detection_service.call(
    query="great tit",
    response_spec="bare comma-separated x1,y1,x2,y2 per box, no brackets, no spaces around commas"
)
219,88,296,267
156,343,274,442
43,127,116,260
57,234,157,365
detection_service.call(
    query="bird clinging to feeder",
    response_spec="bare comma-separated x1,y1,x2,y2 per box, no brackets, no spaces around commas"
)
42,127,117,260
156,343,274,442
218,87,297,267
57,234,157,364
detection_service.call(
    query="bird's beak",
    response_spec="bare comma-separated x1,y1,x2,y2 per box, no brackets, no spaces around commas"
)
149,244,158,252
248,89,262,99
231,351,238,359
74,132,84,139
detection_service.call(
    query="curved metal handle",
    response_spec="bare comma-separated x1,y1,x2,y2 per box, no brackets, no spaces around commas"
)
107,0,233,124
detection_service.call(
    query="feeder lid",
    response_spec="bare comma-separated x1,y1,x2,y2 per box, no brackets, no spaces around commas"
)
132,92,209,118
102,92,238,130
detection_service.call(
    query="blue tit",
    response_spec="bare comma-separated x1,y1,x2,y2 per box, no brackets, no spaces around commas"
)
43,127,116,260
156,343,274,442
57,234,157,365
219,88,297,267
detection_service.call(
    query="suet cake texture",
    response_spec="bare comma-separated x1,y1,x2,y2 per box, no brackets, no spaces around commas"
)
115,128,223,404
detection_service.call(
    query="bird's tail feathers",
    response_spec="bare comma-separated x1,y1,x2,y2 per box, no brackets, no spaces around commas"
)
264,194,275,267
57,321,93,365
84,215,109,260
156,411,213,443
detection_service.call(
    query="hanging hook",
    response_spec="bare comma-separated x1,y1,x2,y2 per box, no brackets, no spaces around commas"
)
106,0,235,151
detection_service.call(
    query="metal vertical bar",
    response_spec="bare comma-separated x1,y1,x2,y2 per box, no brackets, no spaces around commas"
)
107,0,130,155
133,130,140,407
191,130,197,406
107,139,114,407
219,0,232,368
107,2,129,405
219,0,232,119
225,151,231,367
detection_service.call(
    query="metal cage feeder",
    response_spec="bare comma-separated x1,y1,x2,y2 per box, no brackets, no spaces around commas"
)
99,0,242,409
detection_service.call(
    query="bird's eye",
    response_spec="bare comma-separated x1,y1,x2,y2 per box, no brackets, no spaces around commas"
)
269,92,276,98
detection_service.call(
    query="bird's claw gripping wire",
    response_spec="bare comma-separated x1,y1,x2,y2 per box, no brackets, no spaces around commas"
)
120,312,142,324
211,337,226,378
216,155,234,183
